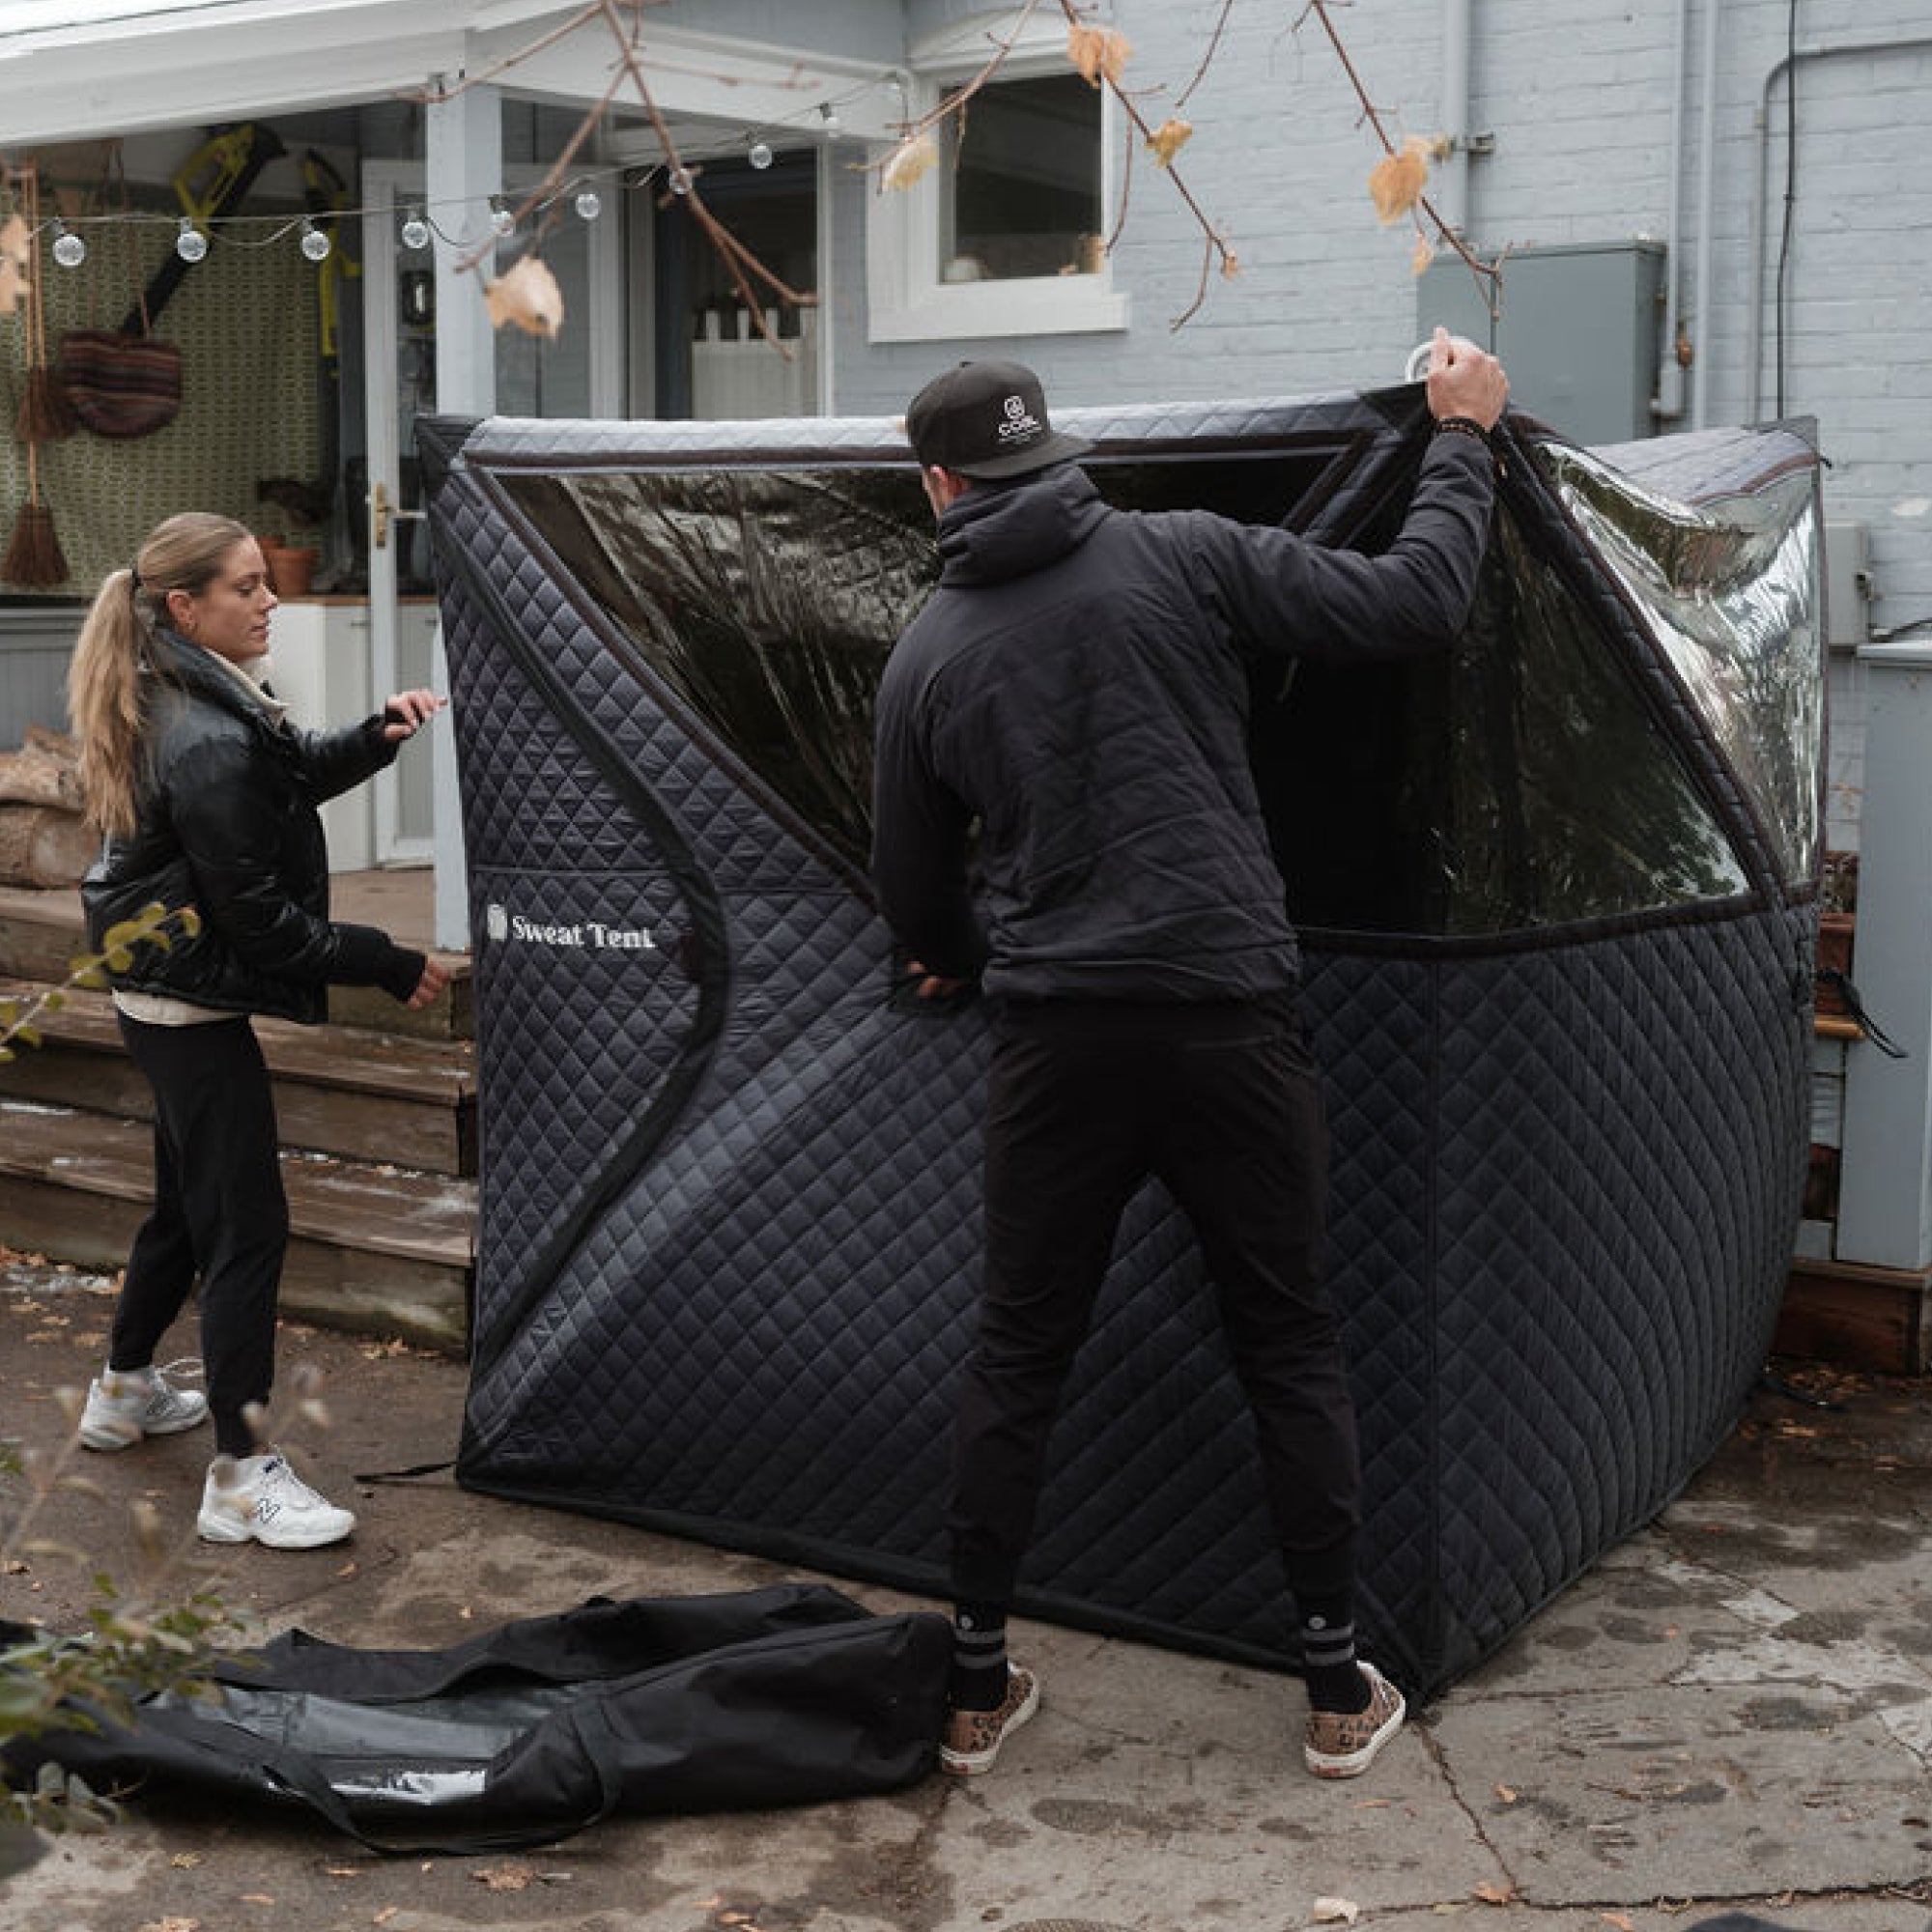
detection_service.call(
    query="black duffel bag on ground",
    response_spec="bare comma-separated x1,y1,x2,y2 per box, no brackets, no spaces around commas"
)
2,1584,950,1853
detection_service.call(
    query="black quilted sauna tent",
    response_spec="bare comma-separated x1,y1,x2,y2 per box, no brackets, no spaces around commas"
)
422,392,1824,1699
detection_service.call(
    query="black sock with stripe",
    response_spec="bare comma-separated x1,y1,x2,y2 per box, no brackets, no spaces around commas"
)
950,1602,1009,1712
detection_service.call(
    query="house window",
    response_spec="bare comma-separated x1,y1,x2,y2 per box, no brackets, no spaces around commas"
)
867,17,1129,342
942,72,1103,284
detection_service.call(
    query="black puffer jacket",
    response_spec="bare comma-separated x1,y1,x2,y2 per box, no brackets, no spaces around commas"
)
870,434,1494,1002
81,630,424,1023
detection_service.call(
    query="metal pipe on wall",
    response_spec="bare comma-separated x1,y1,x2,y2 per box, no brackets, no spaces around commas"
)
1654,0,1692,423
1690,0,1720,427
1438,0,1472,236
1747,33,1932,423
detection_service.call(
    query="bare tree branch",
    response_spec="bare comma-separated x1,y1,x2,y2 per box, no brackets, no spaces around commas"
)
1174,0,1237,112
1301,0,1502,312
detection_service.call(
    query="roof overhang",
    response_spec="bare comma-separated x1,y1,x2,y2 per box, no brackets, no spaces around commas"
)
0,2,906,150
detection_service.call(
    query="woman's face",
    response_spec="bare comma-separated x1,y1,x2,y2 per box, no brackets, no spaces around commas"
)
167,538,278,665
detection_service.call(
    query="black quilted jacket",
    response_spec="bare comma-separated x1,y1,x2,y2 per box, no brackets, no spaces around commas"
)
870,435,1495,1001
82,630,423,1023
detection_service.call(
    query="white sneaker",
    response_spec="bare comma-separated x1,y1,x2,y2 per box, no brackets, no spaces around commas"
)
197,1452,356,1549
78,1362,210,1451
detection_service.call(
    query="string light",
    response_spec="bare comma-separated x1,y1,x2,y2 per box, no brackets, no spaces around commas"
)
12,83,892,270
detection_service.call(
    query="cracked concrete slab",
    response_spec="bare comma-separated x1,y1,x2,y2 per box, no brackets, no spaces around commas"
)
4,1278,1931,1932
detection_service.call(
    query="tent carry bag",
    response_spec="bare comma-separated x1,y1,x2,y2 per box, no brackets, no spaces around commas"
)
1,1584,951,1853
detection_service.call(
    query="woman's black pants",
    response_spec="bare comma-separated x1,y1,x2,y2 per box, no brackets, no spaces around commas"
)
947,992,1361,1611
110,1013,288,1458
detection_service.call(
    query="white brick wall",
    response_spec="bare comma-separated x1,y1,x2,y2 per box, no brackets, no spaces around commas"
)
821,0,1932,849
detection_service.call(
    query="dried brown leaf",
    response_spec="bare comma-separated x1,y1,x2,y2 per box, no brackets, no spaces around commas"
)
475,1862,537,1891
1369,136,1433,224
1066,23,1131,88
882,133,938,191
1493,1781,1518,1804
484,256,565,340
1148,118,1192,168
1312,1900,1360,1925
1473,1883,1518,1905
1410,232,1437,277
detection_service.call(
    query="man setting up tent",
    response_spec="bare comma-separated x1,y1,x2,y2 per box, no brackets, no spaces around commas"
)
871,327,1509,1779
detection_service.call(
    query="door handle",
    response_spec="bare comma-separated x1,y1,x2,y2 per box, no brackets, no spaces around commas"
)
371,479,390,551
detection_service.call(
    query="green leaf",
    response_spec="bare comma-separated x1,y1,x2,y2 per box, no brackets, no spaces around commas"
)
71,968,107,991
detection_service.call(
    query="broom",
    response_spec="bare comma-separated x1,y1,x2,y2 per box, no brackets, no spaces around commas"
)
3,440,70,588
14,166,77,444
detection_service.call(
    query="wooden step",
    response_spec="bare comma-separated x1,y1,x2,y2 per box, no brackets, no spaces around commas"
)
0,880,473,1042
0,980,475,1176
1778,1255,1932,1377
0,1100,472,1354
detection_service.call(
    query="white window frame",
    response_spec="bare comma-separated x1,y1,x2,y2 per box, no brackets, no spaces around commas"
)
866,11,1129,343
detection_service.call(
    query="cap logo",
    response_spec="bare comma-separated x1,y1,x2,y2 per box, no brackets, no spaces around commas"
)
997,393,1043,443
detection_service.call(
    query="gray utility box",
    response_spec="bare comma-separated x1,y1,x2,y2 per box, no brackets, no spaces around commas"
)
1418,240,1665,445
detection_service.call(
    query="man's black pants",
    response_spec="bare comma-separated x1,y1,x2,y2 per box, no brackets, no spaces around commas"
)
111,1013,289,1458
947,991,1362,1609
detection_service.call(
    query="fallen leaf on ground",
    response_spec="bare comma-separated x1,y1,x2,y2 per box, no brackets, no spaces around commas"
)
1494,1783,1518,1804
1311,1900,1360,1925
1473,1883,1518,1905
475,1862,537,1891
169,1853,202,1869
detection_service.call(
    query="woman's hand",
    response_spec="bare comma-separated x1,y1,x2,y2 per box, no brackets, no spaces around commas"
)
407,955,452,1009
383,690,448,743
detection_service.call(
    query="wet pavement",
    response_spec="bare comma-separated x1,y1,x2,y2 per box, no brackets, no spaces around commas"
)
2,1258,1930,1932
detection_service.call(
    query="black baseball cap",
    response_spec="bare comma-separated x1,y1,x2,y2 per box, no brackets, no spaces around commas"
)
903,359,1094,480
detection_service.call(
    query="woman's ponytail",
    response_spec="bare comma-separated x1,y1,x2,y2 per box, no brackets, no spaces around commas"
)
68,567,152,838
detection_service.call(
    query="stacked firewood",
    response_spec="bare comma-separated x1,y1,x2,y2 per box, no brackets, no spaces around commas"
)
0,726,96,887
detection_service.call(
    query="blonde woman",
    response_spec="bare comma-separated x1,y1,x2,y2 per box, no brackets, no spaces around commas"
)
67,512,449,1548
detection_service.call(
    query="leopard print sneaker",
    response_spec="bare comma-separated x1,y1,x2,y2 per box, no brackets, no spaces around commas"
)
1303,1661,1406,1778
939,1664,1040,1776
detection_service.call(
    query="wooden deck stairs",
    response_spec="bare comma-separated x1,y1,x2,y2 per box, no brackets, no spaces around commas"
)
0,877,475,1354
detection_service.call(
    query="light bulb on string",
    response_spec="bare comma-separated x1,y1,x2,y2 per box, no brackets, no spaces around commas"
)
667,167,693,197
572,187,602,221
50,220,86,268
489,198,516,238
748,140,774,171
299,218,331,263
400,209,431,251
175,217,209,264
